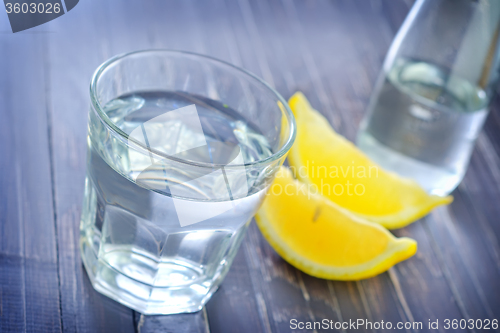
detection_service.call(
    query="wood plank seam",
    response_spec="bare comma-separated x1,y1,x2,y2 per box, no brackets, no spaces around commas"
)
42,37,65,333
221,0,284,330
355,281,375,325
326,281,347,333
476,133,500,191
387,268,415,324
15,164,28,333
251,1,350,323
238,1,403,330
202,307,211,333
236,0,276,87
460,183,500,275
420,219,475,325
307,2,471,328
438,191,498,319
274,0,406,328
255,292,273,333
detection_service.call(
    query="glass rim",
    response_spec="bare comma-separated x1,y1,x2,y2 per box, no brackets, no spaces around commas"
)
90,49,296,169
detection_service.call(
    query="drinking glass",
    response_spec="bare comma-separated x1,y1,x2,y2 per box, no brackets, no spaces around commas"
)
80,50,296,315
357,0,500,195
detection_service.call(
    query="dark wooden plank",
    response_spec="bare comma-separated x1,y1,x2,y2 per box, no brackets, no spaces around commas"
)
362,0,500,326
265,2,417,329
466,136,500,238
118,1,272,332
377,0,415,36
216,1,356,332
2,0,500,332
288,1,481,331
202,249,265,333
41,1,138,332
45,1,214,332
391,221,466,330
0,23,62,333
242,224,320,333
201,2,428,330
414,142,500,324
106,1,231,331
425,192,500,321
280,1,496,332
183,1,287,332
483,96,500,160
251,0,418,331
318,0,467,327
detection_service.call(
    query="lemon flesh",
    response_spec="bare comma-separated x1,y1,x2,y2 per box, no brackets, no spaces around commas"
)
287,92,452,229
255,167,417,280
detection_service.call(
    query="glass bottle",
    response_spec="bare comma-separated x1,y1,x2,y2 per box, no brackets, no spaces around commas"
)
357,0,500,195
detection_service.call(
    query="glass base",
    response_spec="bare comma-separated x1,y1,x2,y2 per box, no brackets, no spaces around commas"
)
80,238,221,315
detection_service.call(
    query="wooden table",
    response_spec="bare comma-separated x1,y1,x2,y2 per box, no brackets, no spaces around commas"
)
1,0,499,332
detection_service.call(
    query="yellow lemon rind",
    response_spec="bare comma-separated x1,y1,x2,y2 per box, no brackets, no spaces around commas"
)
255,167,417,280
255,201,417,281
289,152,452,229
353,195,453,229
287,92,453,229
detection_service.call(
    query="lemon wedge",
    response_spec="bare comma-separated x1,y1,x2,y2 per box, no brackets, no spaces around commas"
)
255,167,417,280
287,92,452,229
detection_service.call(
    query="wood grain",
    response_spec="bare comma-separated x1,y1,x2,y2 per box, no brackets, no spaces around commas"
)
0,22,62,333
43,1,137,332
0,0,499,332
